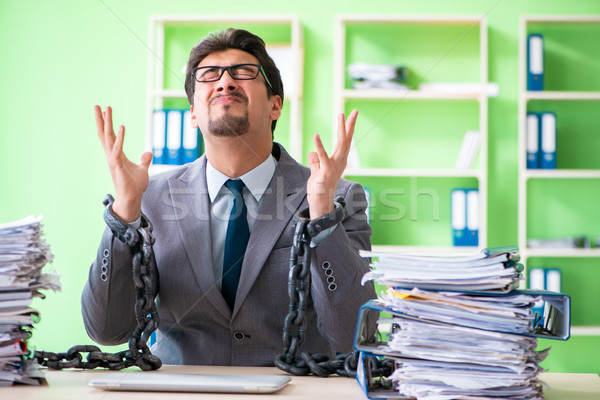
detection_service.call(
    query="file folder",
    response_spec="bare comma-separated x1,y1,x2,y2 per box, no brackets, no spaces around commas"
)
451,189,478,246
182,110,199,164
166,109,183,165
451,189,467,246
527,34,544,91
526,113,540,169
354,292,570,352
466,189,479,247
540,112,556,169
151,110,167,165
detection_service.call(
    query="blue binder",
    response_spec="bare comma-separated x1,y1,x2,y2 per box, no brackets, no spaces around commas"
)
526,112,540,169
540,112,557,169
151,110,167,165
182,110,200,164
451,188,478,247
527,34,544,91
451,189,467,246
165,109,183,165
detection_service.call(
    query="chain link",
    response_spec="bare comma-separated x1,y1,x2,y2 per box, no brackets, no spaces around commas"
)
35,195,162,371
274,200,392,379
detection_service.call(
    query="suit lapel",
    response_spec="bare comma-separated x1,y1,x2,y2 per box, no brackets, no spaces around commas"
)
232,146,307,317
167,156,231,319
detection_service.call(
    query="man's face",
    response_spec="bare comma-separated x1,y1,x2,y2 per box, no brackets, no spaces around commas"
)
190,48,281,139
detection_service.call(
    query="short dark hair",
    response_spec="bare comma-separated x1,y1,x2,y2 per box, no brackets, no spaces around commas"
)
184,28,284,134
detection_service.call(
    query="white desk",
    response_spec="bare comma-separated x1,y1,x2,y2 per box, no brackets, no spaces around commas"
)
3,365,600,399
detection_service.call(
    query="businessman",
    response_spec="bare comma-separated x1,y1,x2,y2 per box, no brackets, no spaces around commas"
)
82,28,375,366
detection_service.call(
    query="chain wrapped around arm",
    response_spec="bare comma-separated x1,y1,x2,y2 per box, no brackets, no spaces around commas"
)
35,194,162,371
274,197,393,379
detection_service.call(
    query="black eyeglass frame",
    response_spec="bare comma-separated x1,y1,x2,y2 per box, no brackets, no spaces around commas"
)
192,63,273,91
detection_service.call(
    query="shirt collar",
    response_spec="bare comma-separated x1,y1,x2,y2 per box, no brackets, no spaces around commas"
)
206,155,277,203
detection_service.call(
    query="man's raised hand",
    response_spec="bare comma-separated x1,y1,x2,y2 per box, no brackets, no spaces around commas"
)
94,105,152,222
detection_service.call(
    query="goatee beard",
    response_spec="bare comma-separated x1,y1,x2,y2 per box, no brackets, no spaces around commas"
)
208,110,250,137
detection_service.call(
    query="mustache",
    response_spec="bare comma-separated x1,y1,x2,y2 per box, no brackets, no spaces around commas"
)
209,92,248,105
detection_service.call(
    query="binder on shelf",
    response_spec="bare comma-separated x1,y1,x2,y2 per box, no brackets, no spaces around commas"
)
540,112,556,169
545,268,561,293
466,189,479,246
166,109,183,165
526,112,540,169
151,110,167,165
451,188,478,246
527,34,544,91
451,189,467,246
182,110,200,164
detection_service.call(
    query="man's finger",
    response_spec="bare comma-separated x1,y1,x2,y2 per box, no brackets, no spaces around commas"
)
112,125,125,159
308,151,320,175
313,133,330,163
140,151,153,170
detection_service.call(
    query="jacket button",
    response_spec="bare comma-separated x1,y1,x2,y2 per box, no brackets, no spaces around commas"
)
233,331,245,340
103,248,110,257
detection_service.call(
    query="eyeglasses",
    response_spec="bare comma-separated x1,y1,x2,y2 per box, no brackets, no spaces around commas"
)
192,63,273,90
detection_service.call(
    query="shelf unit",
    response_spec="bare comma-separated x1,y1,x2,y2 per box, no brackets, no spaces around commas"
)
145,15,304,169
518,15,600,336
334,15,489,253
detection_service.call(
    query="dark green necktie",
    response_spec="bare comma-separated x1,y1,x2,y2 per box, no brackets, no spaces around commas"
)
222,179,249,310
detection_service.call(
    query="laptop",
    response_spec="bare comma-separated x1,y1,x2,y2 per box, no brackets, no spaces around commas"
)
89,372,291,393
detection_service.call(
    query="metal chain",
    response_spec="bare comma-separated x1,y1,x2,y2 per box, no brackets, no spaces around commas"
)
35,195,162,371
274,204,394,379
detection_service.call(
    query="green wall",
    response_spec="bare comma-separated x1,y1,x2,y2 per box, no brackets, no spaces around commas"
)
1,0,599,373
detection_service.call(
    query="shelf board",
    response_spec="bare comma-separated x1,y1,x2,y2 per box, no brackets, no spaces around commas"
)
524,248,600,258
570,326,600,336
523,15,600,24
151,14,299,24
341,89,482,101
337,14,485,25
371,245,480,255
344,168,481,178
525,91,600,101
524,169,600,179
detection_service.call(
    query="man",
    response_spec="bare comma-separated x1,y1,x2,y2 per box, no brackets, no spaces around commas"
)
82,28,375,366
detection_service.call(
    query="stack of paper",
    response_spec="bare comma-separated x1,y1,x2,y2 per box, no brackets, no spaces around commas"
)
357,246,560,400
361,246,523,293
0,215,60,386
347,62,409,90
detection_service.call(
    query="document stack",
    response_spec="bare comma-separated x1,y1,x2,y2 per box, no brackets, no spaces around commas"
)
0,215,60,386
354,246,570,399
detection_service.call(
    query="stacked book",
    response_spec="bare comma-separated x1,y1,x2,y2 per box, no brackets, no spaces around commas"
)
0,215,60,386
354,246,570,400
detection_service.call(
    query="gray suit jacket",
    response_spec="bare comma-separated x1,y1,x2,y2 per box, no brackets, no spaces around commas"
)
81,143,375,366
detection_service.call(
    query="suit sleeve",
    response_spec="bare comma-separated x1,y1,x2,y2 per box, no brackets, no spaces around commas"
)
309,181,377,352
81,226,150,345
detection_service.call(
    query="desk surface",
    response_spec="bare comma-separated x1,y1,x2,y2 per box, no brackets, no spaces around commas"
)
4,365,600,399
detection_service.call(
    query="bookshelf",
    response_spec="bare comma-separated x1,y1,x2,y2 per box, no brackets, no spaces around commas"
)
518,15,600,336
145,15,304,171
334,15,489,253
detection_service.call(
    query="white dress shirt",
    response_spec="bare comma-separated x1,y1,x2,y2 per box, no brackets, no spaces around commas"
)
206,155,277,290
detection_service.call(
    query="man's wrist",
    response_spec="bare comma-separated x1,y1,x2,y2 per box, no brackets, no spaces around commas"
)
111,198,142,223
